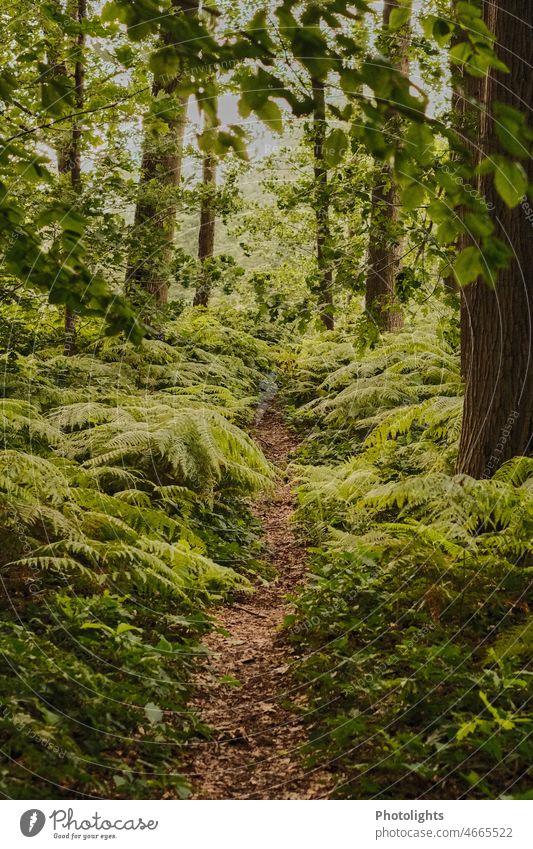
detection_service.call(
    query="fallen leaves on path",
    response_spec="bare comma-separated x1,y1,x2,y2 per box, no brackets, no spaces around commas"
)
184,406,333,799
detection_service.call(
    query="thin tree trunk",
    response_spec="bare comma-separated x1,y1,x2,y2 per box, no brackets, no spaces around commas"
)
193,150,217,307
443,15,485,375
457,55,485,380
47,0,84,356
365,168,404,330
443,22,464,297
312,78,334,331
63,0,85,357
365,0,409,332
457,0,533,477
125,2,196,304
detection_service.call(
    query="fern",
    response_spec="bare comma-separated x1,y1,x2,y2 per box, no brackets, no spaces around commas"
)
288,318,533,800
487,616,533,663
52,397,273,493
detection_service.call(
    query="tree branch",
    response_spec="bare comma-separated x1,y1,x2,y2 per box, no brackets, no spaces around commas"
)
3,85,150,144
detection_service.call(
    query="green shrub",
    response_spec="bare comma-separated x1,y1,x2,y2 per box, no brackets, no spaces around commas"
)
287,322,533,799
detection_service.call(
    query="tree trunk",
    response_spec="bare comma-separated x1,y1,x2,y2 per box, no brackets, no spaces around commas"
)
193,92,218,308
125,2,196,304
443,22,464,297
125,93,188,304
63,0,85,357
193,150,217,307
312,78,334,331
47,0,85,355
364,168,404,330
444,16,484,372
456,0,533,477
364,0,409,332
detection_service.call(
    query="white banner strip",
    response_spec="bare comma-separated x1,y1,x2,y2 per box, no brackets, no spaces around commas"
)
2,800,532,848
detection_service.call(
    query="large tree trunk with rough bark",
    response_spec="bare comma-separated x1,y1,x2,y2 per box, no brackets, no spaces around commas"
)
365,0,409,332
312,78,334,331
125,2,196,304
457,0,533,477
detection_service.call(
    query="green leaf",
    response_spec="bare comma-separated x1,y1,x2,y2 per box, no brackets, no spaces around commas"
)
324,128,348,167
149,47,181,78
41,77,74,115
217,130,249,160
436,219,461,245
116,623,137,635
495,122,528,158
433,17,452,45
428,199,453,224
0,71,17,102
144,703,163,725
494,159,528,207
457,718,480,741
454,246,483,286
256,98,283,132
401,182,425,209
464,211,494,238
456,1,481,21
389,5,410,30
449,41,472,65
421,15,438,39
405,123,434,164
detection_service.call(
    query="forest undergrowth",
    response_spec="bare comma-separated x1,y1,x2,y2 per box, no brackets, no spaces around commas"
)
2,299,531,800
282,319,533,799
0,306,276,798
1,0,533,808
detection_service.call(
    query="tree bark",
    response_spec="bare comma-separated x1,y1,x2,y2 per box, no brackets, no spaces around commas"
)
47,0,85,355
364,0,409,332
125,1,196,304
364,167,404,331
444,15,485,372
456,0,533,477
443,22,465,297
193,149,217,307
457,55,485,381
63,0,85,357
312,78,334,331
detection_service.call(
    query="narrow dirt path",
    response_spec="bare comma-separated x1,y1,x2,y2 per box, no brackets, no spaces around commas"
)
185,405,332,799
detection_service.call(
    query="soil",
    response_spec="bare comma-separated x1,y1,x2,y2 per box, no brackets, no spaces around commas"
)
184,405,333,799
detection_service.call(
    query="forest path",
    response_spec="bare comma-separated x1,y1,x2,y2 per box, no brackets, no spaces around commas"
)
185,405,332,799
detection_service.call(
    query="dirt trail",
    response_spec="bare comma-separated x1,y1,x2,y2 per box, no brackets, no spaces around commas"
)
185,405,332,799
